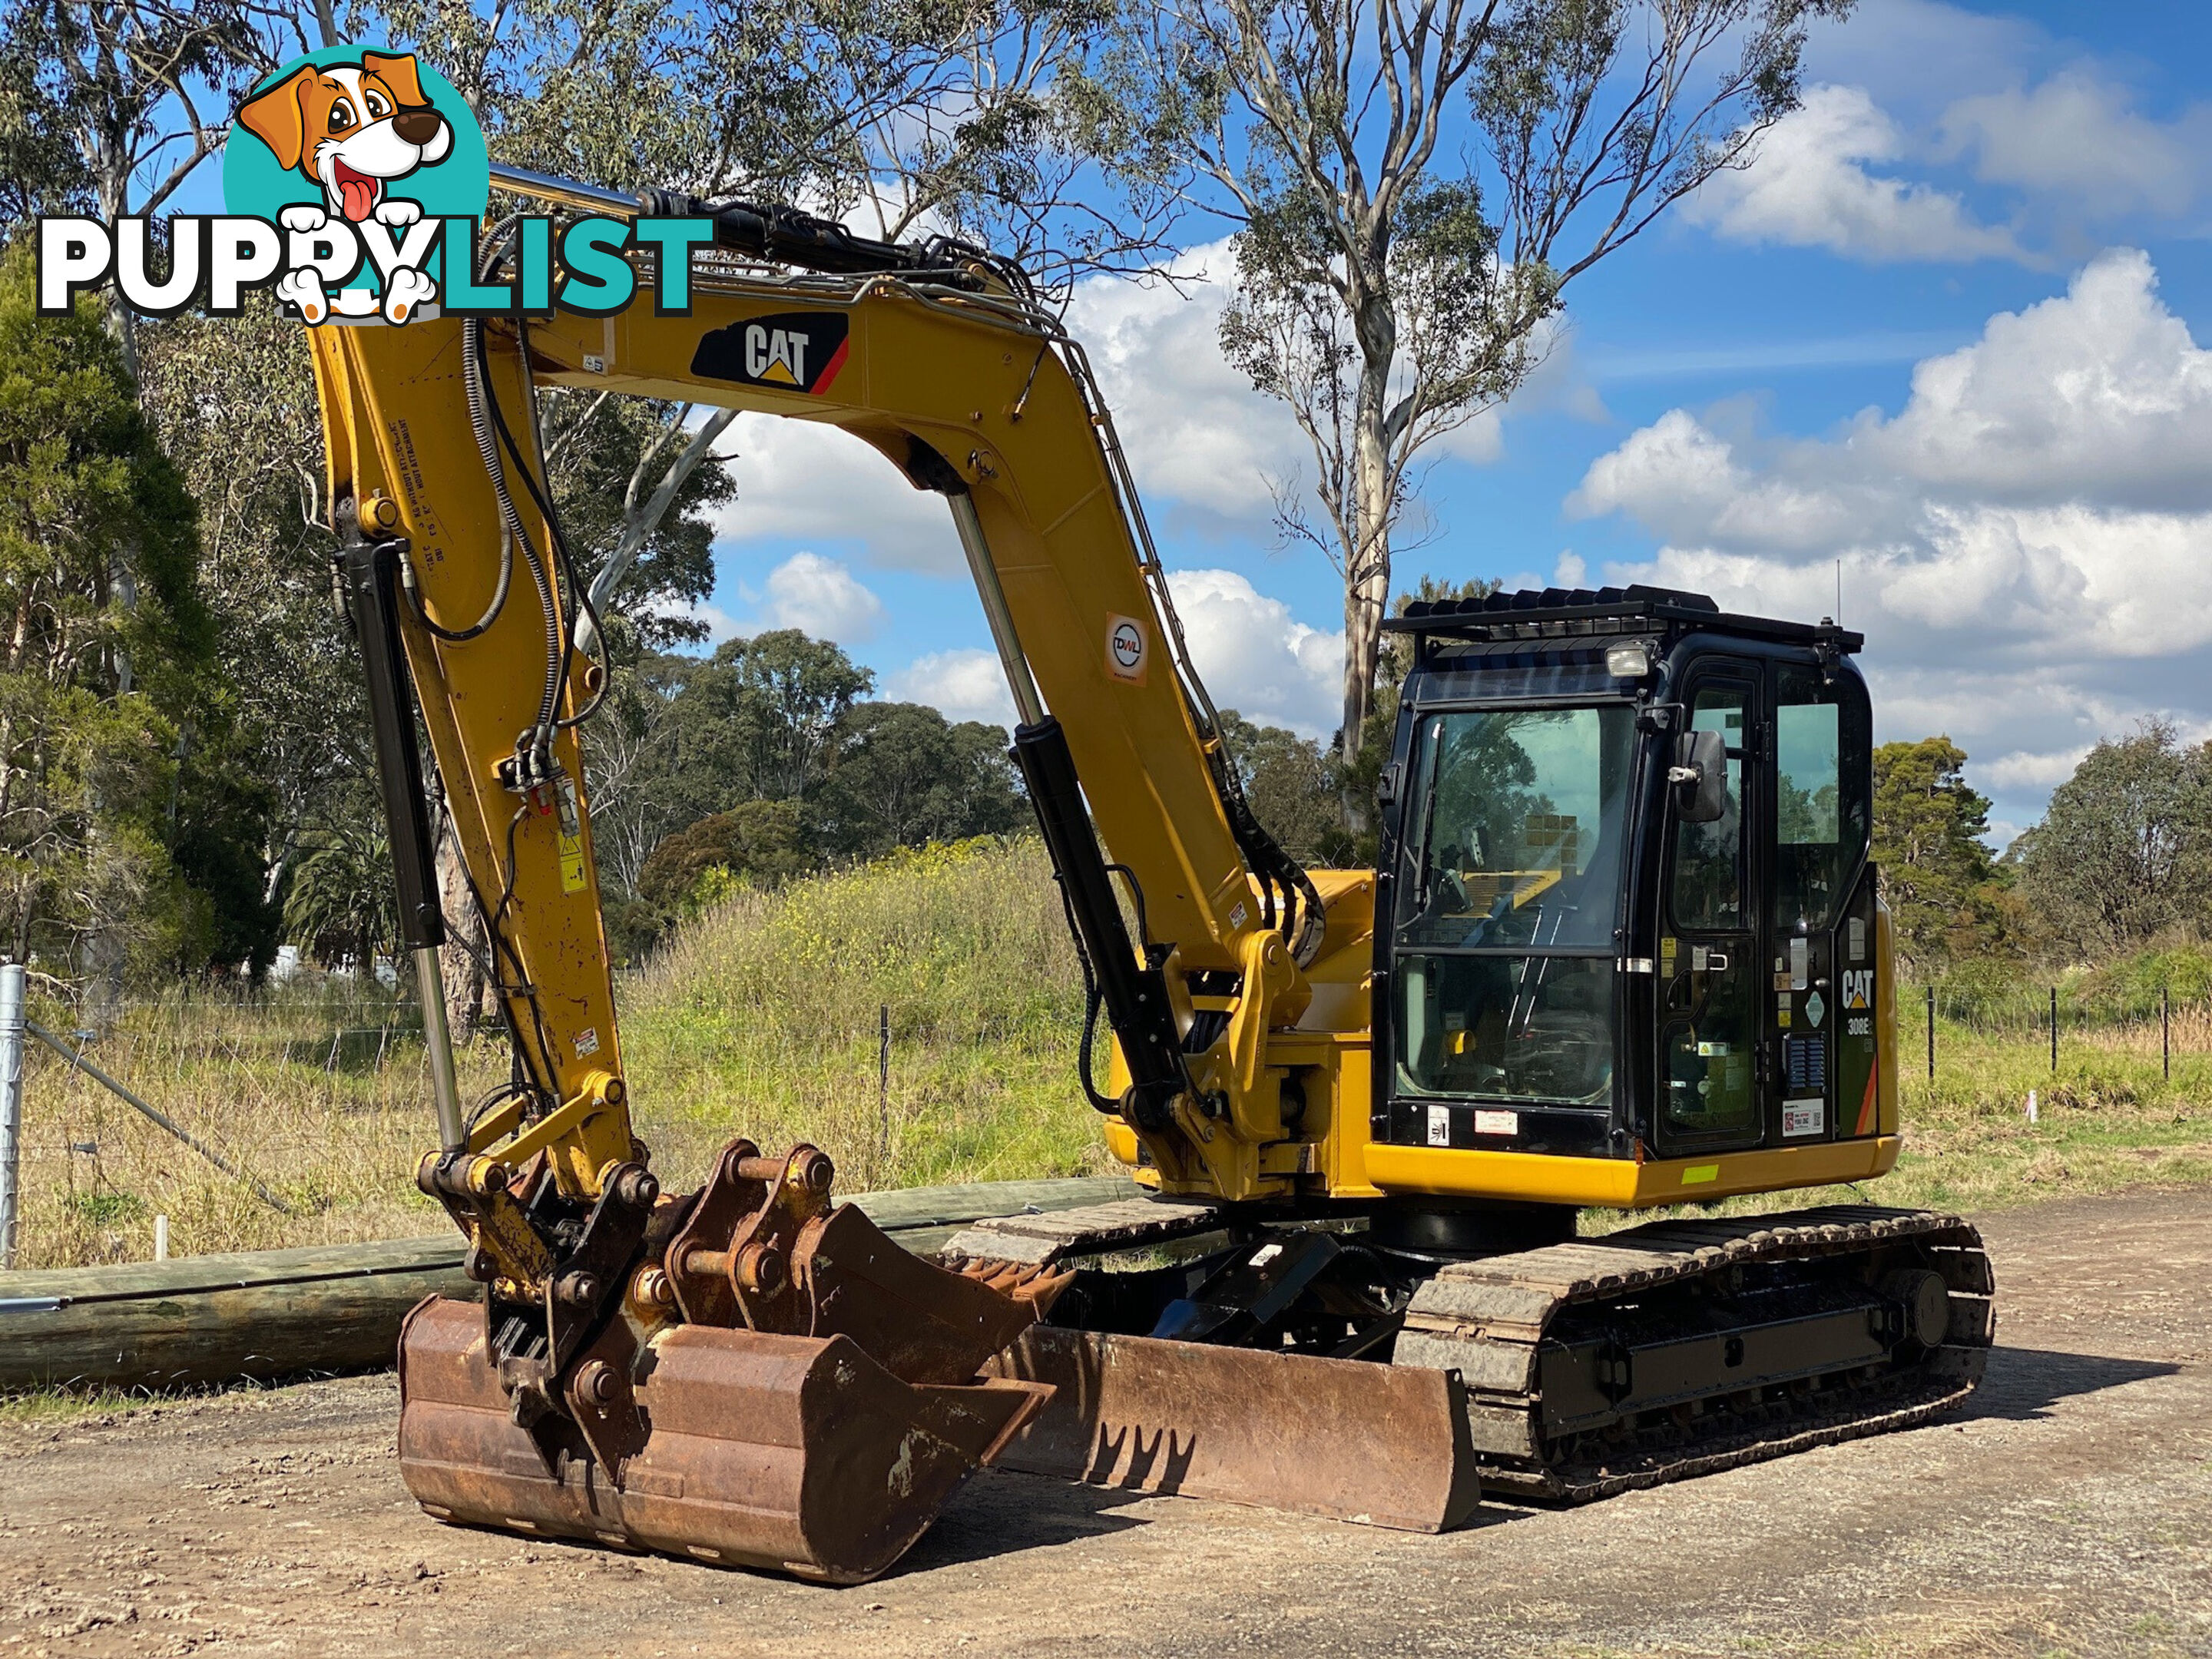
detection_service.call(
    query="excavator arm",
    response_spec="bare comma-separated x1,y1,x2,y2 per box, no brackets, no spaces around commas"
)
314,172,1324,1224
311,164,1346,1581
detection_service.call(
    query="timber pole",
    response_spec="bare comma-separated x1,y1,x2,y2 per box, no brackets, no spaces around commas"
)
0,962,21,1268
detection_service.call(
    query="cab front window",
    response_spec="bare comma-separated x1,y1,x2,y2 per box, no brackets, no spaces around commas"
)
1396,706,1635,952
1392,704,1634,1108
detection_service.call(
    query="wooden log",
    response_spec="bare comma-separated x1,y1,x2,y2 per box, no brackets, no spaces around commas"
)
0,1175,1141,1392
0,1237,471,1390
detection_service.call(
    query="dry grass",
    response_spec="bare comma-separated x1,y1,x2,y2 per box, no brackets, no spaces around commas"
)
12,839,2212,1270
10,986,499,1267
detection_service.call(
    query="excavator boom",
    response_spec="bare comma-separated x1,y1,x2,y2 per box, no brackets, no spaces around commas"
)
310,163,1354,1581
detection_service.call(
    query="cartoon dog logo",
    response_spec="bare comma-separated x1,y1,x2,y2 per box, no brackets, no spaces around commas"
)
237,51,452,225
236,51,454,323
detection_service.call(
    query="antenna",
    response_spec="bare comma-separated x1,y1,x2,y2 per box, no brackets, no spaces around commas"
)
1835,558,1843,626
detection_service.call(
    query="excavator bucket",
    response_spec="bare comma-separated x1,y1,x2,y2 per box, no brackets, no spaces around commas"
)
396,1142,1059,1583
398,1297,1047,1581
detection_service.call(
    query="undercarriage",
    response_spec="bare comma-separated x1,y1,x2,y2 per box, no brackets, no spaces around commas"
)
952,1198,1992,1519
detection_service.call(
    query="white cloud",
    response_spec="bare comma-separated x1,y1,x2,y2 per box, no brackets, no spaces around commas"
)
1803,0,2044,114
756,551,885,641
1684,86,2022,264
1164,568,1343,739
1063,240,1311,526
1570,247,2212,819
886,647,1016,728
709,416,957,573
1941,73,2202,219
1868,248,2212,502
1979,745,2094,791
1569,408,1866,554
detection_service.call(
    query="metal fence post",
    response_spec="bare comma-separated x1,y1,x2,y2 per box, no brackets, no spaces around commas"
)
2164,985,2172,1081
2049,986,2058,1073
1925,985,1936,1081
876,1004,892,1182
0,962,23,1269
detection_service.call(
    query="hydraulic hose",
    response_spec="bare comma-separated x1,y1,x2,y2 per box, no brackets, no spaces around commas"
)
462,315,563,768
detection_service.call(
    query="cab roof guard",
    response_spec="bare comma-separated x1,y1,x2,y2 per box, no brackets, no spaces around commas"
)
1382,584,1863,654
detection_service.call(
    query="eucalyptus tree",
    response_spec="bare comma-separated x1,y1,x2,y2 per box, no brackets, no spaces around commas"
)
0,0,263,373
1136,0,1852,758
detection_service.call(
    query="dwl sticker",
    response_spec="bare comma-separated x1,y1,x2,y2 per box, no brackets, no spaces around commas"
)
1105,614,1147,683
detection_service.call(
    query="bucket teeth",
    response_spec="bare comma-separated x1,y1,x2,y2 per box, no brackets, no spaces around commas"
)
957,1257,1077,1316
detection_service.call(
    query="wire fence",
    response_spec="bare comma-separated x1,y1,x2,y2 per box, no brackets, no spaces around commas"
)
22,970,2200,1270
1910,980,2212,1079
1,985,978,1271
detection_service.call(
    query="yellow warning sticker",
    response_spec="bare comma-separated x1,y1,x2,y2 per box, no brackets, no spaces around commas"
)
559,832,588,894
1681,1164,1720,1185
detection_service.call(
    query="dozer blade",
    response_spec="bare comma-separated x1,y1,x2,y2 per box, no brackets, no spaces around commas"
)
985,1326,1481,1532
399,1294,1050,1583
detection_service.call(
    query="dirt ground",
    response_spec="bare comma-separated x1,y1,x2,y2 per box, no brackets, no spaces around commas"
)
4,1188,2209,1659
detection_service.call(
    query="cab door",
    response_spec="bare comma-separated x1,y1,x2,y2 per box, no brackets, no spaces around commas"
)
1763,661,1872,1146
1655,670,1763,1155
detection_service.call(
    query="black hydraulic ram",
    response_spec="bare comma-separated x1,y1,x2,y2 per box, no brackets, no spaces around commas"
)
1011,717,1191,1131
900,435,1190,1132
334,518,467,1151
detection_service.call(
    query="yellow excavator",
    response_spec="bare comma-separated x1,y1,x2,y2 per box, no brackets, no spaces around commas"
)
312,161,1995,1583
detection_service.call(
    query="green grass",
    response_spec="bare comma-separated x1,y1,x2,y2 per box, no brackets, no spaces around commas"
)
618,836,1105,1194
1590,1011,2212,1234
7,838,1101,1269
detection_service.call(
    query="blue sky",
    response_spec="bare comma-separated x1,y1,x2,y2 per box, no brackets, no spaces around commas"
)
687,0,2212,847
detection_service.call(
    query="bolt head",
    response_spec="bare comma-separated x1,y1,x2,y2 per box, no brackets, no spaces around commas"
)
577,1358,618,1406
736,1243,784,1294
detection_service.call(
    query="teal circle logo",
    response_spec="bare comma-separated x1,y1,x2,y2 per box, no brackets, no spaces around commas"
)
222,45,487,320
224,45,487,223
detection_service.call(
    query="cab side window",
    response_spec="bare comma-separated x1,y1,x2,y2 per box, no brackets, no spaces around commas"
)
1671,687,1745,930
1773,666,1869,930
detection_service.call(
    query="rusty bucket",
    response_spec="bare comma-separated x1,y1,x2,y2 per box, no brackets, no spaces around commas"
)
395,1142,1065,1584
399,1294,1049,1583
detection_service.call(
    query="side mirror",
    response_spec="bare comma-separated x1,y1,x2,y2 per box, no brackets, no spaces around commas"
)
1671,728,1728,824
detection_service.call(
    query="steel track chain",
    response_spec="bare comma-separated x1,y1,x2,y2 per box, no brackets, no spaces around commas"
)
1396,1204,1995,1501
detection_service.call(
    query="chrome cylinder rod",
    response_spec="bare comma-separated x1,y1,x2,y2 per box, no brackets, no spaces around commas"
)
413,946,467,1153
946,492,1045,727
488,161,643,219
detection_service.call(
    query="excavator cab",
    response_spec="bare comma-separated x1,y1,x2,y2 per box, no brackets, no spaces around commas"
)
1373,586,1883,1175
